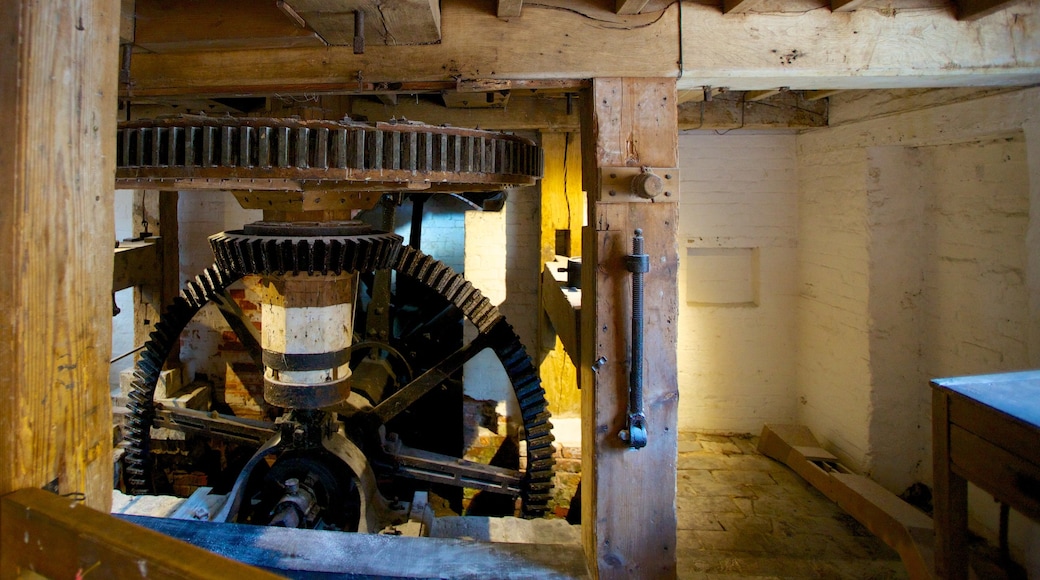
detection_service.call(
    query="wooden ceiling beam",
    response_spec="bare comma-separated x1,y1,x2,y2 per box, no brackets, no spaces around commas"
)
616,0,652,15
955,0,1029,20
723,0,769,14
127,2,679,98
681,2,1040,90
831,0,872,12
281,0,441,45
678,91,827,131
352,95,579,131
744,88,784,101
497,0,522,19
133,0,324,52
804,89,844,101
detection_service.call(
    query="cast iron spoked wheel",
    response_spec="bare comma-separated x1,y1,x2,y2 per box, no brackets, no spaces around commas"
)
123,248,556,517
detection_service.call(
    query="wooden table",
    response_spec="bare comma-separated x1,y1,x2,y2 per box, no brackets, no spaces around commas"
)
932,371,1040,579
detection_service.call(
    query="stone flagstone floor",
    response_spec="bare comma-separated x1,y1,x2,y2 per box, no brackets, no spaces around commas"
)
675,432,908,580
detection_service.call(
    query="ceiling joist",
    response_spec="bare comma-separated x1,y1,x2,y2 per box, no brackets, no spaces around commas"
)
723,0,769,14
831,0,873,12
955,0,1030,19
280,0,441,45
616,0,653,15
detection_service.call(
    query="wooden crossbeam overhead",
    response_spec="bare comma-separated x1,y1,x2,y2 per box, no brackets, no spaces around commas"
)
126,2,679,98
616,0,652,14
745,88,783,101
805,89,844,101
831,0,873,11
497,0,522,18
281,0,441,45
956,0,1029,19
681,2,1040,91
723,0,769,13
134,0,325,52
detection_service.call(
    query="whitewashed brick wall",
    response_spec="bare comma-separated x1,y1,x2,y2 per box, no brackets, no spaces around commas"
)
463,185,541,422
677,132,800,433
798,87,1040,570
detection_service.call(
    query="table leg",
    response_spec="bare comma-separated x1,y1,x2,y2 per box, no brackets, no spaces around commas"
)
933,389,969,579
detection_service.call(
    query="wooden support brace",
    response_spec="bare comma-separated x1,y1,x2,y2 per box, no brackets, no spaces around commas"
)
0,0,119,510
616,0,652,15
580,78,679,579
723,0,769,14
758,425,935,580
831,0,872,11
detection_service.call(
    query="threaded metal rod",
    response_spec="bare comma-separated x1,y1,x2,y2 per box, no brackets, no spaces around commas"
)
621,229,649,449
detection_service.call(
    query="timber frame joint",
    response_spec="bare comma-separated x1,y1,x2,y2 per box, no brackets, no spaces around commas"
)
597,167,679,203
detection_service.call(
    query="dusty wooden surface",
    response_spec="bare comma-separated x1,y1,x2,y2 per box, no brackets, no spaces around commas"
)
0,489,283,579
123,513,590,579
0,0,119,510
580,77,680,580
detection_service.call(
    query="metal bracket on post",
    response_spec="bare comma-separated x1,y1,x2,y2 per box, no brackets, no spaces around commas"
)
598,167,680,203
619,229,649,449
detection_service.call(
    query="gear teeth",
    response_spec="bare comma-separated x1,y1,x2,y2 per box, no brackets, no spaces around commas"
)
122,263,242,495
392,247,555,517
209,230,402,277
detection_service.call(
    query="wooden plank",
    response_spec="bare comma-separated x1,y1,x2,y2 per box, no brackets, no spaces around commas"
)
353,94,580,131
805,89,844,101
539,132,584,413
541,265,581,370
126,1,680,98
956,0,1029,20
580,78,678,580
759,424,935,580
680,2,1040,90
113,241,160,292
134,0,325,52
932,389,969,580
442,90,510,108
616,0,652,15
498,0,523,18
677,90,827,130
831,0,872,11
0,489,282,579
723,0,769,13
744,88,782,101
949,425,1040,521
678,86,724,103
132,191,180,365
122,513,590,578
0,0,118,511
120,0,135,43
282,0,441,45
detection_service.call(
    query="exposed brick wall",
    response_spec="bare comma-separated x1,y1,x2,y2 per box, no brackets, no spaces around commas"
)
677,133,800,433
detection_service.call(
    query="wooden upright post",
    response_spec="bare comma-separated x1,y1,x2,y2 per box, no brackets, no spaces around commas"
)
580,78,680,578
0,0,120,510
